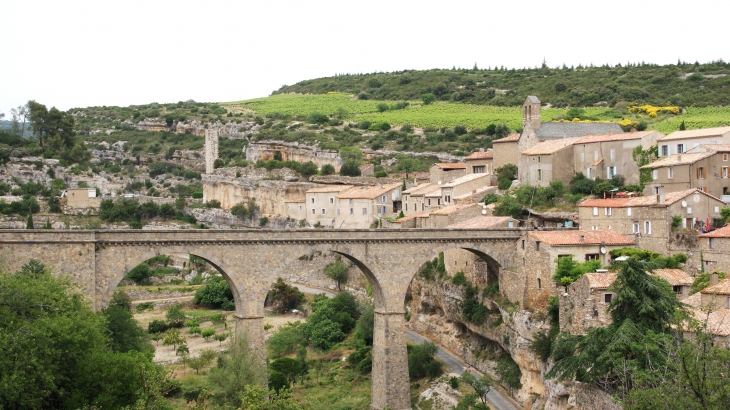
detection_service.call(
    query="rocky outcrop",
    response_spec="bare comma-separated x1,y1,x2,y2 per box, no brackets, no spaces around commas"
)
246,140,341,168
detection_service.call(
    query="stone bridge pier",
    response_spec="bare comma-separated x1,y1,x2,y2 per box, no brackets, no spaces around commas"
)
0,229,523,410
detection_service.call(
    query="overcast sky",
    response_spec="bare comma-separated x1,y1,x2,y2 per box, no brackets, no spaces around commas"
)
2,0,728,116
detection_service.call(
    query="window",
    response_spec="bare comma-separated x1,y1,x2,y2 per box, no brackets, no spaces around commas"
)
627,207,632,216
362,208,367,215
661,145,669,156
472,165,485,173
405,203,408,211
697,167,706,179
428,199,431,206
724,154,728,161
610,149,615,160
537,169,543,181
672,285,682,295
668,167,674,178
715,206,720,213
580,152,585,162
644,221,652,234
382,195,386,203
336,209,340,215
594,151,599,161
521,240,525,249
537,156,542,163
710,238,715,249
607,166,616,178
604,293,613,303
508,221,514,228
536,241,540,251
537,278,542,289
311,209,315,214
321,209,325,214
687,206,692,214
723,167,728,178
437,198,441,205
605,207,612,216
585,254,599,261
349,208,354,215
587,168,592,179
632,223,639,233
330,197,334,204
311,198,314,204
349,199,353,205
677,144,685,154
593,206,598,216
445,196,450,203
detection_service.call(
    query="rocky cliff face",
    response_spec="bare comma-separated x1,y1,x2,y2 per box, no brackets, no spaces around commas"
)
406,274,620,410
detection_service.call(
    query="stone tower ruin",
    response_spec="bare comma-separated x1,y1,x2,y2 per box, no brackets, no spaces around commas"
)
523,95,541,130
205,124,219,174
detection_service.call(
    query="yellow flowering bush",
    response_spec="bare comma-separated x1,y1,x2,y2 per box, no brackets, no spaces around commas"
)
619,119,639,128
628,104,680,118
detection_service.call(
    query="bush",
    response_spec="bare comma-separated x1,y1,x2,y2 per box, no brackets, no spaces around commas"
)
148,319,169,334
496,357,522,390
452,271,467,285
421,93,436,105
408,341,442,379
193,276,233,308
320,164,335,175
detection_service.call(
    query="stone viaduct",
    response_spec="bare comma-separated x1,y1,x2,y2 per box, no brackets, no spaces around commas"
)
0,228,525,410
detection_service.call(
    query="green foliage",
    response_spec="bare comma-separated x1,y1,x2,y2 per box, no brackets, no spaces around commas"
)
267,322,305,358
100,198,196,227
230,198,259,222
320,163,335,175
461,283,491,324
609,248,688,268
267,277,304,313
493,194,523,219
268,370,289,393
552,256,602,286
166,304,186,328
270,357,304,384
690,271,727,294
208,337,267,407
496,357,522,390
193,276,233,308
0,259,167,409
339,160,362,177
460,372,493,408
353,303,375,346
148,319,170,334
452,271,467,285
421,93,436,105
407,341,443,380
671,215,682,230
495,164,517,190
324,258,348,290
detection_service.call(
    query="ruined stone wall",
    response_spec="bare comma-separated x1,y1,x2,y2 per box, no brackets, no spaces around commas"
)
700,236,730,273
205,125,219,174
203,174,319,216
560,276,613,335
246,141,341,168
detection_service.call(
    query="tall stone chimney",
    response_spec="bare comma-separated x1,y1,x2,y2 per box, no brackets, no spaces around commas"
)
205,124,219,174
710,272,719,286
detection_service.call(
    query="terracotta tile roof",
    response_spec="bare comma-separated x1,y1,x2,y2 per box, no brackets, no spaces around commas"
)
574,130,658,144
447,216,515,229
465,151,494,160
586,272,618,289
442,173,490,187
306,185,353,193
579,198,634,208
700,278,730,295
453,186,494,200
624,188,723,207
652,269,693,286
284,198,306,203
492,133,520,143
390,211,430,223
403,183,440,196
691,307,730,337
430,203,480,215
591,158,604,167
641,152,714,168
336,183,400,200
697,144,730,152
700,225,730,238
528,229,635,246
659,126,730,141
433,163,466,170
521,137,583,155
424,189,442,198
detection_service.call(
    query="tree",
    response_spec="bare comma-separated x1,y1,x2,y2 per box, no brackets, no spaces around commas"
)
408,341,442,379
193,275,233,308
690,271,727,294
26,212,33,229
339,161,361,176
421,93,436,105
166,304,186,327
214,332,229,346
460,372,493,408
495,164,517,190
396,154,420,180
27,100,76,150
320,163,335,175
679,120,686,131
299,161,318,177
208,337,266,407
324,257,348,290
202,328,216,340
10,104,29,137
268,277,304,313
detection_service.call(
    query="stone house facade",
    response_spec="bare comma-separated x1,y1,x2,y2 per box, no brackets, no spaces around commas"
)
439,173,491,205
519,137,582,187
304,185,353,227
699,225,730,273
656,126,730,157
429,203,485,228
464,151,494,175
333,183,401,229
560,272,617,335
492,133,520,170
683,275,730,346
578,188,725,255
285,198,306,222
572,130,662,184
402,183,439,215
429,163,466,184
643,144,730,199
508,229,635,310
64,188,96,208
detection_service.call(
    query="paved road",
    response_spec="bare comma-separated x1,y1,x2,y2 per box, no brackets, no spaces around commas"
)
292,284,336,297
405,329,519,410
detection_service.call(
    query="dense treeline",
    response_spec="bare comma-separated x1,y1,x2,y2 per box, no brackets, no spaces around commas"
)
274,61,730,107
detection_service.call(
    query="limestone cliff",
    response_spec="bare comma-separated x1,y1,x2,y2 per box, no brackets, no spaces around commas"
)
406,274,620,410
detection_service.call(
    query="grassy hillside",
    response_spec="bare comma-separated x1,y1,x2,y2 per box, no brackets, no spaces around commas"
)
273,61,730,108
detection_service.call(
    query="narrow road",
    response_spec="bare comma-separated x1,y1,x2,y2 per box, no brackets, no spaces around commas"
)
405,329,519,410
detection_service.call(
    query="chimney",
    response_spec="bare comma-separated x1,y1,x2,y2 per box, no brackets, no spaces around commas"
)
710,272,719,286
579,234,585,242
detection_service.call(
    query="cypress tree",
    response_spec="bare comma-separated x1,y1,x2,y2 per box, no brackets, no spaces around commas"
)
26,213,34,229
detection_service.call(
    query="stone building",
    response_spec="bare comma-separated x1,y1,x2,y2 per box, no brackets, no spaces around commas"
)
63,188,96,208
385,211,431,229
517,96,623,154
572,130,662,184
652,268,693,300
429,163,466,184
204,125,219,174
285,198,306,222
509,229,635,310
699,225,730,273
560,272,617,335
464,151,494,175
656,126,730,157
439,173,491,205
304,185,353,227
682,275,730,346
402,183,439,215
491,133,520,170
430,203,486,228
245,141,341,169
578,188,725,255
642,144,730,199
333,183,401,229
518,137,582,187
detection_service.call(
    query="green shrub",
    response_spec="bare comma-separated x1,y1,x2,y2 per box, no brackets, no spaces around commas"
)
452,271,467,285
193,276,233,308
